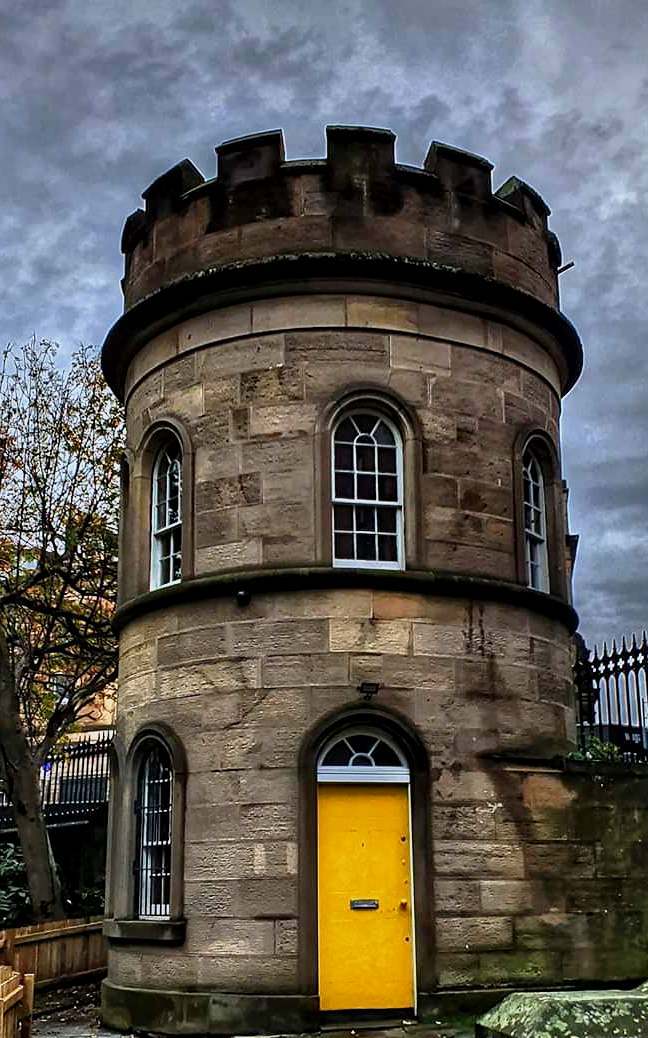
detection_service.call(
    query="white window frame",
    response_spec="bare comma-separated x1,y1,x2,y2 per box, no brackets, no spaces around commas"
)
135,744,173,920
317,728,409,784
523,448,550,593
150,441,182,590
331,411,404,571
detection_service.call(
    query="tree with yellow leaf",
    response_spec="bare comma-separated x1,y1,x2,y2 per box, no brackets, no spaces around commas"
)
0,340,123,919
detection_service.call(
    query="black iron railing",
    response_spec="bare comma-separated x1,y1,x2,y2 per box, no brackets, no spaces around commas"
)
0,732,113,831
575,632,648,763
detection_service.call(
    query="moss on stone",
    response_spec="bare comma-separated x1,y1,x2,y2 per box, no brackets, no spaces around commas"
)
477,985,648,1037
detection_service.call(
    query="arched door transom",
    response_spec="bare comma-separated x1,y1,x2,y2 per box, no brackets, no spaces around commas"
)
317,728,409,784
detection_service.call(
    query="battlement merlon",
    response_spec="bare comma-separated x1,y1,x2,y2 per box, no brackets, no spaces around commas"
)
121,127,560,293
108,126,581,400
120,126,562,304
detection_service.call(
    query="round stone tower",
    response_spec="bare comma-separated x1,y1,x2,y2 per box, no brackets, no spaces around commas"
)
102,126,583,1034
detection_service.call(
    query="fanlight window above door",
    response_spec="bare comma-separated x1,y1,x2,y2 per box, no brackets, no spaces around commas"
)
317,730,409,784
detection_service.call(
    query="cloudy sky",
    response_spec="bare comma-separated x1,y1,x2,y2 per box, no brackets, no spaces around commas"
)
2,0,647,646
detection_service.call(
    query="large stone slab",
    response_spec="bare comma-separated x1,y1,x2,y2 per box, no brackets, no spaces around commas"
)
477,985,648,1037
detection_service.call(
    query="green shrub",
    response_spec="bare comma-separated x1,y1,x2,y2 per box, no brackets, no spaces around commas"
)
64,875,105,917
569,736,624,763
0,844,32,927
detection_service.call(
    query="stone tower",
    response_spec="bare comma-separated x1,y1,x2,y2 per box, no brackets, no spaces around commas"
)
101,127,589,1034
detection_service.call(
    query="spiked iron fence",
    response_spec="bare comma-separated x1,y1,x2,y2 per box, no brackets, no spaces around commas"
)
0,733,113,832
575,632,648,762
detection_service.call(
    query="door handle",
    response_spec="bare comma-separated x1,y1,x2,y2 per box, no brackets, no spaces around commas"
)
399,899,408,910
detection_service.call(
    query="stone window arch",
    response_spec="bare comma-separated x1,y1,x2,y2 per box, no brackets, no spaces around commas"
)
104,724,186,943
332,411,404,569
127,419,194,600
318,390,422,569
150,438,183,589
134,740,174,918
514,429,567,598
522,446,549,592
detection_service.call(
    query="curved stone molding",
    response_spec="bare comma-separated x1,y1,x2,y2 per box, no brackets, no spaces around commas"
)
122,294,564,402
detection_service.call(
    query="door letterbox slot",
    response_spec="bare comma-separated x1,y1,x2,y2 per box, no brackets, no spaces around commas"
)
350,899,379,910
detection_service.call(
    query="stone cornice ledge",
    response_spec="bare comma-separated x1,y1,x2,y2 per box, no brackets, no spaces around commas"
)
102,251,583,399
104,918,186,944
113,565,578,633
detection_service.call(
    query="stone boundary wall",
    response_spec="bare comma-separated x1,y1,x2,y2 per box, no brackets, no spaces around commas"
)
434,764,648,989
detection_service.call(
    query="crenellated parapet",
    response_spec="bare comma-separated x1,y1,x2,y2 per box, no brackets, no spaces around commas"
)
120,126,561,313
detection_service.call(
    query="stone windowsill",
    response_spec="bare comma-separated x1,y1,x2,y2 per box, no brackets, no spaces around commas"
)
104,917,186,944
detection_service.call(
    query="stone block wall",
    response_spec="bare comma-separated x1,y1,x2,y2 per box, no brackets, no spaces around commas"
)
434,766,648,990
119,293,565,604
102,128,594,1032
110,588,578,995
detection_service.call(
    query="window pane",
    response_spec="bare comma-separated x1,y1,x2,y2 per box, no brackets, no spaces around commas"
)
356,533,376,560
168,495,180,526
374,421,395,446
355,445,375,472
349,734,377,754
372,741,401,766
351,754,373,766
334,443,353,469
334,532,354,559
335,418,356,442
354,415,376,434
334,504,354,531
156,502,167,531
171,553,182,583
377,508,397,533
322,740,353,765
335,472,354,498
357,474,376,500
159,555,171,586
378,535,398,562
378,474,397,501
355,506,375,532
378,446,396,473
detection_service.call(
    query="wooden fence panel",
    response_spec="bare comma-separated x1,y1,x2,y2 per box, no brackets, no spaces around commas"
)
0,918,105,989
0,965,34,1038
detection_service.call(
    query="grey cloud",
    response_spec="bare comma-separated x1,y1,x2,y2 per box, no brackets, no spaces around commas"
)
2,0,648,647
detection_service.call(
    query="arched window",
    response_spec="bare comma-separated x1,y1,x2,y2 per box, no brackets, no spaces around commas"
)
332,411,403,569
317,729,409,783
134,742,173,919
523,448,549,592
151,440,182,589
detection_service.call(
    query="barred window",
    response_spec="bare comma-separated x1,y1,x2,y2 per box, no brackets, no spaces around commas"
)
523,449,549,592
332,412,403,569
151,441,182,589
134,743,173,919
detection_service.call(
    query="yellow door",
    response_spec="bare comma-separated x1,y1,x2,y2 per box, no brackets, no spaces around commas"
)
317,783,414,1011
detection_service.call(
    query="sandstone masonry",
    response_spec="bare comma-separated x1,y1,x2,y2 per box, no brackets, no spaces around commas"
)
99,127,646,1037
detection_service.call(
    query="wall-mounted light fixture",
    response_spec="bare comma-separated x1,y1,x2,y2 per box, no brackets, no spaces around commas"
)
358,681,380,702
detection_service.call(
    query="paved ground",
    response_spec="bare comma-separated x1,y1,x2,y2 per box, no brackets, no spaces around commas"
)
31,984,476,1038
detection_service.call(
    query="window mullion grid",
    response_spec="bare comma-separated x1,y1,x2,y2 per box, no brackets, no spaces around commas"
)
373,441,379,561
